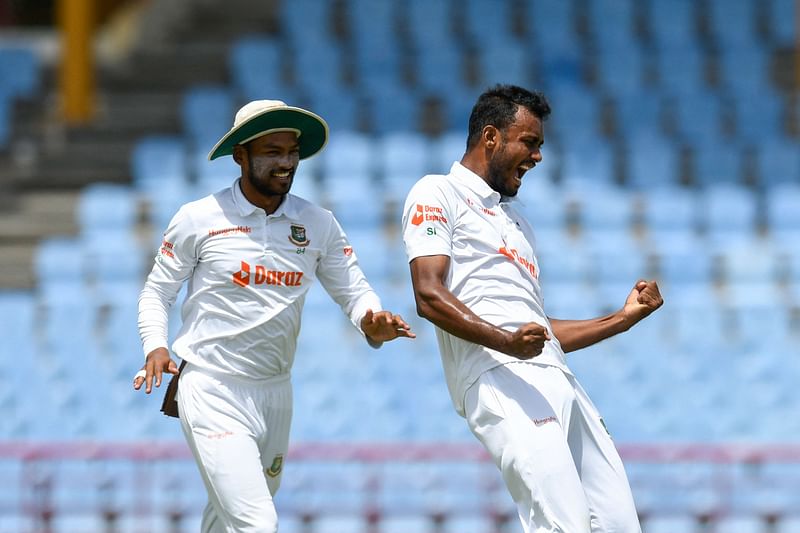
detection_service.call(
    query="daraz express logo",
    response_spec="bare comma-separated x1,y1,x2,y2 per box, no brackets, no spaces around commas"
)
411,204,447,226
232,261,304,287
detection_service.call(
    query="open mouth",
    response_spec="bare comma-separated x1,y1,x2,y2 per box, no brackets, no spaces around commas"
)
272,171,293,181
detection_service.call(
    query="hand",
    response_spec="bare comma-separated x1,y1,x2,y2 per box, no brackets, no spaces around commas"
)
361,309,416,344
504,322,551,360
621,279,664,327
133,347,180,394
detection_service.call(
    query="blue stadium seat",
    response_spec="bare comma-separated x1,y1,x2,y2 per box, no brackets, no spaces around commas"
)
229,36,287,102
731,88,783,143
657,46,707,102
561,141,616,186
587,0,636,51
476,40,532,89
707,0,759,48
699,184,758,243
366,87,420,134
76,183,138,239
769,0,797,46
131,135,188,191
758,139,800,186
692,139,744,186
193,148,240,196
376,132,430,181
656,242,714,286
34,237,85,283
572,184,635,233
596,45,645,97
614,92,664,140
641,186,698,236
642,514,698,533
380,516,436,533
546,82,602,142
529,0,582,87
319,131,374,180
718,242,780,285
430,131,465,174
182,85,234,151
0,47,40,99
766,184,800,243
624,132,680,188
648,0,699,48
305,84,360,133
516,181,565,231
672,90,722,144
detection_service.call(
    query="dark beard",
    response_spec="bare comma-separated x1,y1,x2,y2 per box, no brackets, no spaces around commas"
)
486,151,517,197
246,152,292,197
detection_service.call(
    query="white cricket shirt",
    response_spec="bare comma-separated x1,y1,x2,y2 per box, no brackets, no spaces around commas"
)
138,179,381,379
402,162,570,416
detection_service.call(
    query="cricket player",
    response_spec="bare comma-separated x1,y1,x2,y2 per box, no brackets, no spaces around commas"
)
133,99,415,532
402,85,663,532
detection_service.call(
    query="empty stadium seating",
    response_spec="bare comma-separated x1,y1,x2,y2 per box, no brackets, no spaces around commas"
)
1,0,799,530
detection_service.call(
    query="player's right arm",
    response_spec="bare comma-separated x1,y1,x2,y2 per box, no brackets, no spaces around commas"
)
409,255,549,359
402,177,548,359
134,206,198,393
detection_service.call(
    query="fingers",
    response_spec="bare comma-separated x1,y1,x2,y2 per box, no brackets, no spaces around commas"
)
636,280,663,308
363,308,374,324
133,368,146,391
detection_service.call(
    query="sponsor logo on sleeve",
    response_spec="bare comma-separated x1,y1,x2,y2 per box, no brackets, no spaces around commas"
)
288,224,309,247
411,204,447,226
159,240,175,259
343,246,353,256
266,454,284,477
232,261,304,287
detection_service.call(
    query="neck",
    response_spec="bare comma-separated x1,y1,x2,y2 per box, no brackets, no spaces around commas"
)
459,152,490,185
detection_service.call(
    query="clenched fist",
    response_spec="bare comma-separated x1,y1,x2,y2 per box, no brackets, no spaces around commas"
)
503,322,551,360
621,280,664,326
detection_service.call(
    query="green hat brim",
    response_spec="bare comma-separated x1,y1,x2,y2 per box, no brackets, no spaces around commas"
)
208,106,328,161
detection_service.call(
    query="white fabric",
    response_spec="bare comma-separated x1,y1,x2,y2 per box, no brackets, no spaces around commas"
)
401,162,569,416
138,178,381,378
465,363,641,533
177,363,292,533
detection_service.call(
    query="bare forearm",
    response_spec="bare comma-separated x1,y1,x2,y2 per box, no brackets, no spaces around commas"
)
416,288,510,352
549,312,632,353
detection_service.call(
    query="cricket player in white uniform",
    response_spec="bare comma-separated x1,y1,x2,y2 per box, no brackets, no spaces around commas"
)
402,85,663,533
133,100,415,532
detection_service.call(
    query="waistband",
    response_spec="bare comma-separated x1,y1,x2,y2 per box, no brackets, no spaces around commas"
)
182,361,292,386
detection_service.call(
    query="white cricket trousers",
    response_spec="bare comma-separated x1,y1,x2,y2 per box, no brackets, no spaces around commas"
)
177,363,292,533
464,362,641,533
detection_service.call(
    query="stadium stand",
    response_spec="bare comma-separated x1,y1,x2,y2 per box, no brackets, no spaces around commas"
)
0,0,798,531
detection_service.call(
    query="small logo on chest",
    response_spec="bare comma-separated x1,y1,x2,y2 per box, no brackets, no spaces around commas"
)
288,224,310,247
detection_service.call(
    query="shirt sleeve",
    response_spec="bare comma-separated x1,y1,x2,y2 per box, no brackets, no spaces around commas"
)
401,176,454,261
137,205,199,357
315,213,382,338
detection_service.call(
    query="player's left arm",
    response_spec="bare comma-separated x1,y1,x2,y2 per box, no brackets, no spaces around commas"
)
548,279,663,353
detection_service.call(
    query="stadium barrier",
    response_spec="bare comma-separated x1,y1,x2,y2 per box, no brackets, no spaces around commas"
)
1,441,799,532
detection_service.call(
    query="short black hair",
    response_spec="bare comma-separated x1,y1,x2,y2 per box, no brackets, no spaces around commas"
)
466,84,551,150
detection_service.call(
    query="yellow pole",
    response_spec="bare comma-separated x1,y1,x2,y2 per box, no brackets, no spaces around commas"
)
58,0,95,123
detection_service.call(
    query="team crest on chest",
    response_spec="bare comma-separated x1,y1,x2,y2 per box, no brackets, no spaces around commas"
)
288,224,310,247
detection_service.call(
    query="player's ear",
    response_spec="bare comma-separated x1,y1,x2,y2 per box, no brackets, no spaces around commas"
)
232,145,246,166
483,126,499,149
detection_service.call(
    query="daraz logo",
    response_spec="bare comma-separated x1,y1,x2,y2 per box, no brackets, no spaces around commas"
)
411,204,447,226
232,261,304,287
